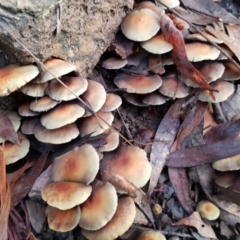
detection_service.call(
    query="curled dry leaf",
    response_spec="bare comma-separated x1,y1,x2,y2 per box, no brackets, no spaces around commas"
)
160,14,215,100
148,98,184,196
173,211,217,239
0,108,19,145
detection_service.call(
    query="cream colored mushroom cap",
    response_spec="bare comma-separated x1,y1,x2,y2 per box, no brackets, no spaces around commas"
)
138,230,166,240
158,0,180,9
79,180,118,230
46,76,88,101
46,205,81,232
18,103,40,117
41,103,85,129
212,154,240,171
100,93,122,112
0,111,21,143
34,122,79,144
101,57,128,70
78,112,114,137
198,80,234,103
52,144,99,184
121,9,160,42
196,200,220,220
135,2,165,19
141,34,173,54
40,59,76,82
42,182,92,210
21,82,48,97
0,65,39,97
185,43,220,62
99,130,119,152
81,197,136,240
30,96,59,112
4,132,30,165
101,145,152,192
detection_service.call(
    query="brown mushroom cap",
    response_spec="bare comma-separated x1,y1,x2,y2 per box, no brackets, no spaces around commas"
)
4,132,30,165
142,92,168,105
79,180,118,231
52,144,100,184
99,130,119,152
40,59,76,82
82,196,136,240
138,230,166,240
30,96,59,112
180,62,225,88
196,200,220,221
100,93,122,112
0,111,21,143
122,93,148,107
0,65,39,97
18,103,40,117
121,9,160,42
101,57,128,70
212,154,240,171
21,118,39,135
158,0,180,8
42,182,92,210
135,1,165,19
33,122,79,144
222,61,240,80
198,80,234,103
46,76,88,101
46,205,81,232
78,112,114,137
141,34,173,54
81,80,107,116
159,73,189,98
185,43,220,62
41,103,85,129
101,145,152,192
114,73,162,94
20,82,48,97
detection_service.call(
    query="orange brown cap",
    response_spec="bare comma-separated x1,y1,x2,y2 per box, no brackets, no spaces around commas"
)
79,180,118,230
121,9,160,42
52,144,99,184
40,103,85,129
114,73,162,94
81,196,136,240
46,205,81,232
45,76,88,101
0,65,39,96
101,145,152,192
196,200,220,220
33,122,79,144
41,182,92,210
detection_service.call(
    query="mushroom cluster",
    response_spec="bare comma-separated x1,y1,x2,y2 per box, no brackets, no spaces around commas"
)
101,1,236,106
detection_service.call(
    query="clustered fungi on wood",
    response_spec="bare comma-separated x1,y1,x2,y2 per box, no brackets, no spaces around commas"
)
101,1,237,107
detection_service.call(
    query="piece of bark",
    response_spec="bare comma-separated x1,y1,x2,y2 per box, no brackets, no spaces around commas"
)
0,0,134,77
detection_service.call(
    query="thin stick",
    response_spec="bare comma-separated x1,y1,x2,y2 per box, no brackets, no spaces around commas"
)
0,22,133,146
155,1,240,71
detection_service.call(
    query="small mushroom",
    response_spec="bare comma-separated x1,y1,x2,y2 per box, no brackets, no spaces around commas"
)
46,205,81,232
212,154,240,171
114,73,162,94
39,59,76,82
135,2,165,19
142,92,168,105
29,96,59,112
196,200,220,221
79,180,118,231
33,122,79,144
18,103,40,117
41,182,92,210
0,65,39,96
52,144,100,184
101,145,152,192
198,80,234,103
101,57,128,70
100,93,122,112
45,76,88,101
3,132,30,165
21,82,49,97
99,130,119,152
141,34,173,54
138,230,166,240
81,196,136,240
121,9,160,42
40,103,85,129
